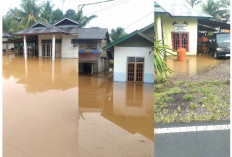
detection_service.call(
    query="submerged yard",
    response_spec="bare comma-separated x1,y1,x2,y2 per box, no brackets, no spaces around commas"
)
3,54,154,157
155,56,230,123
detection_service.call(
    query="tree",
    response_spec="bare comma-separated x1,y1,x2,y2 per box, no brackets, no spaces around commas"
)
19,0,41,27
3,8,23,34
186,0,201,8
65,9,76,19
218,0,230,21
64,7,97,28
202,0,221,20
51,8,64,24
110,27,127,42
41,0,54,23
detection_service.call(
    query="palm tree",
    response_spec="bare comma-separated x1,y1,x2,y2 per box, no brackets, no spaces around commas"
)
19,0,41,27
109,27,127,42
202,0,221,20
40,0,54,23
73,7,97,28
218,0,230,21
186,0,201,8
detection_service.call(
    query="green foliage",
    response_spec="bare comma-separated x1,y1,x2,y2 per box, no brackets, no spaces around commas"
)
51,8,64,24
20,0,41,27
65,7,97,28
202,0,230,21
109,27,127,42
186,0,201,8
40,0,54,23
154,40,173,77
154,80,230,123
3,0,97,34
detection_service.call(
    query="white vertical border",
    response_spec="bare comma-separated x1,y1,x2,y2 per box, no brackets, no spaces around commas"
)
0,4,3,157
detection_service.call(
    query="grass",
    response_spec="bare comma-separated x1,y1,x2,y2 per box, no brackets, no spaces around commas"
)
154,79,230,123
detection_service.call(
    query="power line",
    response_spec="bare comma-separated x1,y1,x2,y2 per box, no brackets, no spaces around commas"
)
123,11,153,30
86,0,131,15
78,0,116,9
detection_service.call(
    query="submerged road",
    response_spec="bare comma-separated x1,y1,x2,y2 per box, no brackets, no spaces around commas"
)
154,121,230,157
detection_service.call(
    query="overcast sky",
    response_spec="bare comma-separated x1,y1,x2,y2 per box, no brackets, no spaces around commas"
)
1,0,154,33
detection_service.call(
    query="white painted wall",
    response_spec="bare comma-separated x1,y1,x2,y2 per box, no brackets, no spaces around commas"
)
38,34,78,59
38,34,62,57
114,46,154,83
61,35,78,58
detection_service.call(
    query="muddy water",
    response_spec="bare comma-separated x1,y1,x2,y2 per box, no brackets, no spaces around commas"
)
165,55,225,77
3,54,154,157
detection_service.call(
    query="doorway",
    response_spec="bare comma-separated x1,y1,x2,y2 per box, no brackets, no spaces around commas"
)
127,57,144,82
42,42,52,57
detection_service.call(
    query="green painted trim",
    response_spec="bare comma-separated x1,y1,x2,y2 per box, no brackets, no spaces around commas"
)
103,30,138,50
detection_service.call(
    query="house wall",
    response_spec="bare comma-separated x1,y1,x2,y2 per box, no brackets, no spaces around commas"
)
2,38,14,50
38,34,78,58
61,35,78,58
155,14,198,55
38,34,62,57
114,46,154,83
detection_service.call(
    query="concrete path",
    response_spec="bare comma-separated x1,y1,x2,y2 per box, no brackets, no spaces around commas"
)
154,121,230,157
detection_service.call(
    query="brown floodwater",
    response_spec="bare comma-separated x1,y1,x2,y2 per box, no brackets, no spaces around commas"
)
165,55,225,77
3,54,154,157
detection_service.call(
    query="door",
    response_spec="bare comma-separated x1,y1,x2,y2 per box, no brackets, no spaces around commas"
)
42,43,52,57
127,57,144,82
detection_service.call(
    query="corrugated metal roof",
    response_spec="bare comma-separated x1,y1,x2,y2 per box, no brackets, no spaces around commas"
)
3,32,12,38
14,20,108,40
198,19,230,30
77,28,108,39
15,26,67,35
79,53,100,63
103,23,154,50
155,0,212,19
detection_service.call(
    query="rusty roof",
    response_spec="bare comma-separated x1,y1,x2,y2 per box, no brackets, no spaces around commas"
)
15,26,67,36
79,53,100,63
14,18,109,40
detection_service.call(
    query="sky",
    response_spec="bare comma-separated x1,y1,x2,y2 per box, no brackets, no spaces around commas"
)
1,0,154,33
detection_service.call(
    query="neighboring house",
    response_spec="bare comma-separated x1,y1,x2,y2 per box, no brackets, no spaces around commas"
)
2,32,14,52
15,18,110,74
103,23,154,83
154,0,212,55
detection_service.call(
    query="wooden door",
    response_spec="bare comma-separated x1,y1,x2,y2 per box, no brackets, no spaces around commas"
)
127,57,144,82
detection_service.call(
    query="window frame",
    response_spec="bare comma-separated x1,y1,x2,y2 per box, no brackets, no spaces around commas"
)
171,32,189,52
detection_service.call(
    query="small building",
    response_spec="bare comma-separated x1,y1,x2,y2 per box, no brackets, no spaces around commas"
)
154,0,212,55
14,18,110,74
103,24,154,83
2,32,14,53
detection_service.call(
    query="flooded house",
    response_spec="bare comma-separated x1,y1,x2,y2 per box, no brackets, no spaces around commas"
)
14,18,110,74
154,0,212,55
103,23,154,83
2,32,14,53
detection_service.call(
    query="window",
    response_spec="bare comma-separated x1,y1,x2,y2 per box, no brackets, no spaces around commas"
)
171,32,189,51
127,57,144,82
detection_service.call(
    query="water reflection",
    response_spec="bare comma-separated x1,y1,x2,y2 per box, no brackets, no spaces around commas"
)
3,55,154,157
166,55,224,77
78,75,154,157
